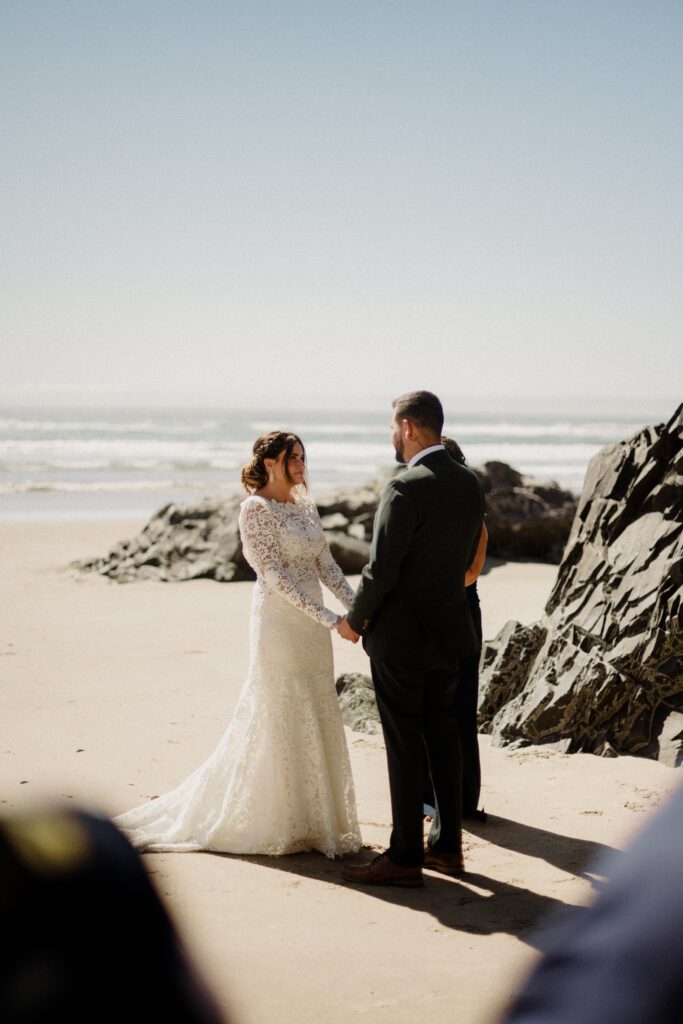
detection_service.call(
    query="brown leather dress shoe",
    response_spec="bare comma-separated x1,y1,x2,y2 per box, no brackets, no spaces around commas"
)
423,843,465,876
341,852,424,888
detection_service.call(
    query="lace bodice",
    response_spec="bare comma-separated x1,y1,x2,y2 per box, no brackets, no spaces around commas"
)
238,494,354,629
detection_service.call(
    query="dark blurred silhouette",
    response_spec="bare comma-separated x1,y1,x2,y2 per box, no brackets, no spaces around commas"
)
0,806,226,1023
503,782,683,1024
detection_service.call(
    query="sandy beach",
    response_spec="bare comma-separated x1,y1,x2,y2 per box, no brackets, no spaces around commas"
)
2,518,678,1023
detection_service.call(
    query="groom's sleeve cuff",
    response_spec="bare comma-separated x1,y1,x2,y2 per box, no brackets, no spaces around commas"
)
346,611,369,634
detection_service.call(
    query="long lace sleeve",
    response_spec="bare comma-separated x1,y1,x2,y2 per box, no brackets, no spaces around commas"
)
239,499,339,629
312,513,355,610
316,544,355,609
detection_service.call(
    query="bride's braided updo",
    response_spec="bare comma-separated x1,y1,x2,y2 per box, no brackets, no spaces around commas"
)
240,431,307,493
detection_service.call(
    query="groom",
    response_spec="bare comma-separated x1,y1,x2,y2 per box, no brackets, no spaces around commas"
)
338,391,484,887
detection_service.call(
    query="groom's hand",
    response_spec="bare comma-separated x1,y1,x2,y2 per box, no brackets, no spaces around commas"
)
336,617,360,643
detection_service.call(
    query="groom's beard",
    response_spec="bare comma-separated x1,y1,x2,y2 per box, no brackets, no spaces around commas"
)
393,440,406,464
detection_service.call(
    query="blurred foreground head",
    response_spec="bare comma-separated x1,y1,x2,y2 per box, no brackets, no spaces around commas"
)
502,780,683,1024
0,806,226,1023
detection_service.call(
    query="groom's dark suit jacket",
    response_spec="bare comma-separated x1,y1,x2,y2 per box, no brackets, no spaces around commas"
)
346,449,485,668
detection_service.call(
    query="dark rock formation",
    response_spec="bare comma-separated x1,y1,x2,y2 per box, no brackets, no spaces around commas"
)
73,483,382,582
336,673,380,734
476,462,577,563
325,532,373,575
74,496,256,583
73,463,576,583
479,405,683,762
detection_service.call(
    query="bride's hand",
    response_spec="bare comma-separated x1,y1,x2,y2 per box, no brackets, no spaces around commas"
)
336,616,360,643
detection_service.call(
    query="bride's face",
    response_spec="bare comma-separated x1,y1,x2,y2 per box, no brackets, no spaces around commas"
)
285,443,306,485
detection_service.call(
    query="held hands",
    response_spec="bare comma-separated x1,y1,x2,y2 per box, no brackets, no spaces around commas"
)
335,616,360,644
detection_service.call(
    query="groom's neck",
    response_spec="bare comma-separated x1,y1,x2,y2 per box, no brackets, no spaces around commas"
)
403,434,440,463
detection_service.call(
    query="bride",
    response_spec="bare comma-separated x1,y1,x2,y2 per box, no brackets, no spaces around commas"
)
114,431,362,858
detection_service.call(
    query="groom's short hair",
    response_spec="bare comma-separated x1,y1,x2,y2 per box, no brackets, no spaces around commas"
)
392,391,444,437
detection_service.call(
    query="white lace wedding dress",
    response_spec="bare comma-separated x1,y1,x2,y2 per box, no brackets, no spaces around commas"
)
114,493,362,858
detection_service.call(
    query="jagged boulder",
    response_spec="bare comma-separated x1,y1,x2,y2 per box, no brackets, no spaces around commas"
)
479,405,683,762
325,532,372,574
72,486,381,581
477,462,577,563
74,496,254,583
336,672,380,734
73,462,577,584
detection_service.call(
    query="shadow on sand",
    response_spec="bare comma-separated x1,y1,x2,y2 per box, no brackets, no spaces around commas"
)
465,814,618,891
144,813,616,948
205,835,598,950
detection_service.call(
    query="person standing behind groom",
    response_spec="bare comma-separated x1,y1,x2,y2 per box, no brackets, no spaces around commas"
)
423,436,489,825
338,391,485,887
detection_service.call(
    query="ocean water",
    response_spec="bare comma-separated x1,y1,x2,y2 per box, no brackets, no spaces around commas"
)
0,405,665,521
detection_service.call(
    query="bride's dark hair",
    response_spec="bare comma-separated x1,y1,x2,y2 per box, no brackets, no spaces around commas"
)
441,435,467,466
240,431,307,494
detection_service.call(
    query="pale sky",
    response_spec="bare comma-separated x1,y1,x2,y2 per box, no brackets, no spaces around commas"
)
2,1,681,415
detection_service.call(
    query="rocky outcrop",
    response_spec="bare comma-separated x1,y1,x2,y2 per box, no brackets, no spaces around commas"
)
336,673,380,734
73,463,577,583
479,405,683,762
73,496,255,583
73,482,383,582
478,462,576,563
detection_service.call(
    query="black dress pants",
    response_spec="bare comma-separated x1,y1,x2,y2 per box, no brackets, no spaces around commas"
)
370,655,463,867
